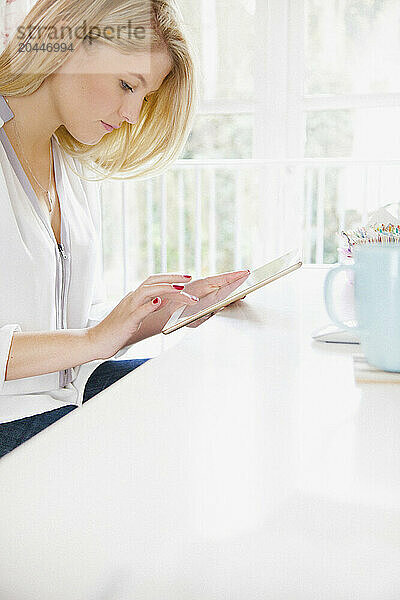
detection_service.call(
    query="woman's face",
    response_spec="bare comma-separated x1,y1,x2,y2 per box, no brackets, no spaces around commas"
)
50,42,173,145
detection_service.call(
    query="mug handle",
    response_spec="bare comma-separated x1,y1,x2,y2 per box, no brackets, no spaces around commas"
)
324,265,358,331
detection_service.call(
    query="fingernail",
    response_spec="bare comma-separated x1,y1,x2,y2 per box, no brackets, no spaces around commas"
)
152,297,160,305
246,269,250,274
172,284,185,290
183,275,192,279
191,295,200,301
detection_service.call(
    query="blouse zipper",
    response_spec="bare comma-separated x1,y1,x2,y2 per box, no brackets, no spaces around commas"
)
57,242,69,386
58,242,68,260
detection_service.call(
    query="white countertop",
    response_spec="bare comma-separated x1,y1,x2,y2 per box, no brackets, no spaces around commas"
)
1,266,399,600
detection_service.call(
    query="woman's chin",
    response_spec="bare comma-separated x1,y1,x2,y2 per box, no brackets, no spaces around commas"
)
72,133,104,146
67,123,107,145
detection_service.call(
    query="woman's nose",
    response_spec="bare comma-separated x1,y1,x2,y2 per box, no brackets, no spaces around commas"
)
122,115,138,125
121,110,139,125
121,98,146,125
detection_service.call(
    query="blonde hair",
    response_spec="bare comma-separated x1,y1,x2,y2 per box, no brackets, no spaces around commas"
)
0,0,199,182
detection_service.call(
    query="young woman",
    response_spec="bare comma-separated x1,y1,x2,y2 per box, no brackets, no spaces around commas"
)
0,0,249,458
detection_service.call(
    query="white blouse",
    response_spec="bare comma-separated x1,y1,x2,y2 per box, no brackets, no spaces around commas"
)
0,93,132,424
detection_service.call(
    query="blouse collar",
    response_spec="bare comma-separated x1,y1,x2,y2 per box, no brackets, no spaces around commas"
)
0,94,14,128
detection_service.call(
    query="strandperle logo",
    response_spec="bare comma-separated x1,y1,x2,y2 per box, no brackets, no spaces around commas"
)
16,21,146,44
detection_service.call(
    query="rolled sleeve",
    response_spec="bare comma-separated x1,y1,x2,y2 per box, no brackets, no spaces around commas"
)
0,324,22,391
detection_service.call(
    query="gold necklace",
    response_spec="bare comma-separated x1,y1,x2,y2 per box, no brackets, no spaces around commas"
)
3,96,55,213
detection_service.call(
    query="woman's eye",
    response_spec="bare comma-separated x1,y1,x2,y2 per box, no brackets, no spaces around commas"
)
120,80,134,93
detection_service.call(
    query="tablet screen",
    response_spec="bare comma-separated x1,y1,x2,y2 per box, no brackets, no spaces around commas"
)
162,248,302,334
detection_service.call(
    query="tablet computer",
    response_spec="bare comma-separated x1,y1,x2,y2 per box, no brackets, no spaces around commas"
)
162,248,303,334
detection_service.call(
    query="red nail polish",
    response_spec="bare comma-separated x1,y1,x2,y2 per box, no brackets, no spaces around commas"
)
183,275,192,279
172,284,185,290
152,297,160,305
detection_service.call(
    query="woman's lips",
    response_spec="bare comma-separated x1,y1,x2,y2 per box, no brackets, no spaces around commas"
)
101,121,114,132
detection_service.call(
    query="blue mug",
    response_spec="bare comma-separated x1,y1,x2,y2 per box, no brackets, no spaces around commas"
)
324,244,400,372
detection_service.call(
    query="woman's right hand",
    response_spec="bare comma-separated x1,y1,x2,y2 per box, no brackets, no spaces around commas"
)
89,274,200,359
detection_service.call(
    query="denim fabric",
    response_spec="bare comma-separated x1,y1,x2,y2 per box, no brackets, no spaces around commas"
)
0,358,151,459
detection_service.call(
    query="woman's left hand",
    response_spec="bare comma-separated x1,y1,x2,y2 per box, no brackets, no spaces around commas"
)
124,269,250,344
175,269,250,328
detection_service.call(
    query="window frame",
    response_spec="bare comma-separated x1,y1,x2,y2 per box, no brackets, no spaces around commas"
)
196,0,400,159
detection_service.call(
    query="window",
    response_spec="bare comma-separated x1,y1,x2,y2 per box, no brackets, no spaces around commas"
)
98,0,400,296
